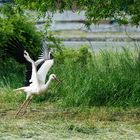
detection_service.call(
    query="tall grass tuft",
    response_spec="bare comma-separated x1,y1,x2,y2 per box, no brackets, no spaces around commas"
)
52,47,140,107
0,46,140,107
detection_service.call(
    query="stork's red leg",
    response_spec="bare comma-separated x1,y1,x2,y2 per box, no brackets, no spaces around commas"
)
21,96,33,116
14,98,30,118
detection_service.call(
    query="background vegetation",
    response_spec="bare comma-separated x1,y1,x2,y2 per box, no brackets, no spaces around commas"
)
15,0,140,25
54,47,140,107
0,1,140,139
0,0,140,108
1,46,140,107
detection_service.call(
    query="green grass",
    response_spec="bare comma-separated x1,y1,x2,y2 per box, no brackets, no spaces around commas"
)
0,102,140,140
52,47,140,107
0,47,140,107
0,47,140,139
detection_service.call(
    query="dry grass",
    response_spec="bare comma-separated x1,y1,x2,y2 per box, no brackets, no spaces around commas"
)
0,100,140,140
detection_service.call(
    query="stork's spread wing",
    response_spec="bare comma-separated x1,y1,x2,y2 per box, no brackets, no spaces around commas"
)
5,38,32,86
38,41,50,60
25,62,32,86
35,41,54,84
5,37,26,63
37,59,54,84
6,38,54,86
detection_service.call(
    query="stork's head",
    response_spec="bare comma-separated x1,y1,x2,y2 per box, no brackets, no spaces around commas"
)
24,50,32,62
49,74,61,83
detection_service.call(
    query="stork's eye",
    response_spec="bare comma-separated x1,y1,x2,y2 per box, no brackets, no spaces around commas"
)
52,75,56,79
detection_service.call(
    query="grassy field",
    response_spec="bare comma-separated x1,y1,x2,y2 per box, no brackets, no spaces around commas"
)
0,97,140,139
0,47,140,139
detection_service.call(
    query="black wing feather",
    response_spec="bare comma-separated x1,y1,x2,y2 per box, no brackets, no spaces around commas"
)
5,37,26,63
37,60,45,71
5,37,32,86
25,61,32,86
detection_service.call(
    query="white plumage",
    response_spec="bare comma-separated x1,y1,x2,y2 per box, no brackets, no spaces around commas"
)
6,38,60,117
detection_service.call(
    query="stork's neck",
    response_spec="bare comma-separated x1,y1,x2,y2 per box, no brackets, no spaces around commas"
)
44,78,53,90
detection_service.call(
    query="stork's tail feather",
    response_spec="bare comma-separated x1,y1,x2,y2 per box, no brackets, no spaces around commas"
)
13,87,25,92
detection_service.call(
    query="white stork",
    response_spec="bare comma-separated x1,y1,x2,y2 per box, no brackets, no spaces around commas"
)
6,38,60,117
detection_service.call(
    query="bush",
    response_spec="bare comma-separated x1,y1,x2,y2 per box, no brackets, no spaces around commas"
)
0,4,42,61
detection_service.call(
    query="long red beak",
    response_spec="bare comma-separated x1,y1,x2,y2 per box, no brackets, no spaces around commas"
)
54,77,61,84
